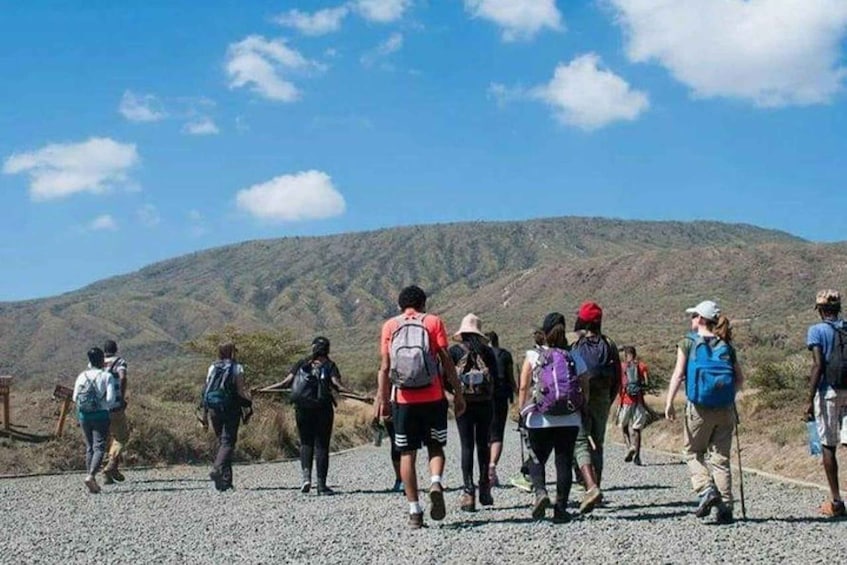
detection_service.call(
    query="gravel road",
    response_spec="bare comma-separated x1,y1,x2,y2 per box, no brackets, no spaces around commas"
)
0,424,839,565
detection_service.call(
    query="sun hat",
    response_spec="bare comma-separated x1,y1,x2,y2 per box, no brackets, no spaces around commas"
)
685,300,720,322
454,313,488,342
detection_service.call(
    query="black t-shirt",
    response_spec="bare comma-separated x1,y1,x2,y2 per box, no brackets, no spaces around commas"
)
490,346,515,399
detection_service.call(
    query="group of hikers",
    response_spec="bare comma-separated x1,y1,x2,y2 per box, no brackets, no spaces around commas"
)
71,285,847,526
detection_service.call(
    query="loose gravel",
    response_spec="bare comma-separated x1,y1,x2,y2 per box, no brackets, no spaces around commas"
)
0,424,840,564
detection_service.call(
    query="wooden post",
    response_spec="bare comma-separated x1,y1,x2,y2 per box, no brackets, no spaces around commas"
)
52,385,74,438
0,376,11,431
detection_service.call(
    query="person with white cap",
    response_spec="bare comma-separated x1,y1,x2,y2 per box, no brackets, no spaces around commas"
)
448,313,499,512
805,289,847,517
665,299,744,524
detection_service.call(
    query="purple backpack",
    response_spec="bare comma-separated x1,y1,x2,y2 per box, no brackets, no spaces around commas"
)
521,348,584,417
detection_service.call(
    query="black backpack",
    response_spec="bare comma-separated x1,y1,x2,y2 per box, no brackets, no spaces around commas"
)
291,361,334,408
203,361,236,411
824,323,847,389
573,335,616,382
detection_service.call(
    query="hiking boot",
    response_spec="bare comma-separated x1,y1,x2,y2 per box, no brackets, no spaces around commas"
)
83,476,101,494
553,503,572,524
460,490,476,512
391,479,404,493
820,499,846,518
300,481,311,494
579,487,602,514
209,469,226,492
531,492,550,520
715,503,734,525
317,484,335,496
509,473,533,493
478,483,494,507
488,466,500,487
695,486,720,518
633,454,643,466
109,469,125,482
408,512,424,530
102,471,115,485
624,448,636,463
429,483,446,521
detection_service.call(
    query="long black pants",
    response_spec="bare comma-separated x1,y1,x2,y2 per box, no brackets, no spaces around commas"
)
527,426,579,508
210,410,241,487
296,404,334,485
456,400,493,492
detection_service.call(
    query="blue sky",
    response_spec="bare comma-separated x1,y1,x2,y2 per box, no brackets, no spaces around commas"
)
1,0,846,301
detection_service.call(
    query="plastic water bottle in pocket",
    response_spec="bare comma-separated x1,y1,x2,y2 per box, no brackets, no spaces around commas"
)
807,420,822,456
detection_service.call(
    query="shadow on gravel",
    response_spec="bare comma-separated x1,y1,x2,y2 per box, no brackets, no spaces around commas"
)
132,478,209,484
612,509,693,521
245,486,303,492
441,517,539,529
129,486,209,493
735,516,845,525
612,501,697,512
604,484,674,492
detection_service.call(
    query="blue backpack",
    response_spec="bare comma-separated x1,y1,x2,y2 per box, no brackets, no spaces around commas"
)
685,334,736,408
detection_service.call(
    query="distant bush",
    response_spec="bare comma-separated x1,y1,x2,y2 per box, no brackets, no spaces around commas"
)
748,354,808,410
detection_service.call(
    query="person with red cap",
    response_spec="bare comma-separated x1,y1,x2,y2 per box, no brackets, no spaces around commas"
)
571,301,621,514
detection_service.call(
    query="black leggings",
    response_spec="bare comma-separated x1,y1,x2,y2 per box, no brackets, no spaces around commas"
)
489,396,510,444
456,401,493,491
527,426,579,507
295,404,334,484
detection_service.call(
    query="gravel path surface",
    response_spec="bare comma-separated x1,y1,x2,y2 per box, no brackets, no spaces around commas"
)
0,423,839,564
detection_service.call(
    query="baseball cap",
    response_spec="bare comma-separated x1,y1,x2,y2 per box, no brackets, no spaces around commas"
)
685,300,720,322
577,302,603,324
815,289,841,308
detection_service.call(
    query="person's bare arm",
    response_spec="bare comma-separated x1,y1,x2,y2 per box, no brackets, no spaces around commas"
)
517,357,532,409
376,351,391,420
235,372,252,402
437,348,465,417
116,365,127,404
806,347,824,420
664,347,687,420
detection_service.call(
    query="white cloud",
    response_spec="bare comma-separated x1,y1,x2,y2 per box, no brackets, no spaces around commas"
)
118,90,167,122
274,7,349,35
182,117,220,135
354,0,412,23
611,0,847,107
464,0,562,41
137,204,161,227
361,32,404,67
3,137,140,201
530,54,649,130
225,35,323,102
88,214,118,231
236,170,346,222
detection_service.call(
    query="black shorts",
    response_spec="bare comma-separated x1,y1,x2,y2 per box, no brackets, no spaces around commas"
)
489,396,510,444
392,399,448,452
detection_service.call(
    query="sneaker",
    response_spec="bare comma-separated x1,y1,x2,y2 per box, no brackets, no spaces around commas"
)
83,476,101,494
510,473,533,493
633,455,643,466
110,469,125,482
624,448,636,463
300,481,311,494
102,471,115,485
579,486,602,514
391,480,404,493
429,483,446,521
408,512,424,529
531,492,550,519
209,469,226,492
460,490,476,512
715,503,734,524
488,466,500,488
553,504,572,524
478,483,494,507
317,485,335,496
695,486,720,518
820,499,846,517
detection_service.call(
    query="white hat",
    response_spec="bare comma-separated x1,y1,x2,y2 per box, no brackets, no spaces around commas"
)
685,300,720,322
453,313,488,342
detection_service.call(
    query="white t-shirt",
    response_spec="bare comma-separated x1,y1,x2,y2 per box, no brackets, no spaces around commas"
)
523,347,582,430
73,368,117,412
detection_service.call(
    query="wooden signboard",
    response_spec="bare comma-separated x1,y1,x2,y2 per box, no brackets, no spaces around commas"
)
0,376,12,431
53,384,74,437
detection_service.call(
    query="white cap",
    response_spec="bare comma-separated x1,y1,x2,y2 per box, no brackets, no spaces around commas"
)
685,300,720,322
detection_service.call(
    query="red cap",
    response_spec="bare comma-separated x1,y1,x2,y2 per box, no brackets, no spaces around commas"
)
577,301,603,324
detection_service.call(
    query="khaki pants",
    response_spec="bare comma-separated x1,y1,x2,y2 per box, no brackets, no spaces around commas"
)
106,410,130,470
683,402,734,505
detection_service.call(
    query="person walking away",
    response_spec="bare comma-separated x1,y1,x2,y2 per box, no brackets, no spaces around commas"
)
279,336,350,495
203,342,252,491
510,329,546,492
518,313,588,523
665,300,743,524
571,301,620,514
375,285,466,529
805,290,847,517
485,331,516,488
449,314,499,511
73,347,118,494
102,340,129,484
618,346,649,465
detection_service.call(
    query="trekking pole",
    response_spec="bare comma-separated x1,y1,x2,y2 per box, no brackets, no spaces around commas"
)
733,403,747,520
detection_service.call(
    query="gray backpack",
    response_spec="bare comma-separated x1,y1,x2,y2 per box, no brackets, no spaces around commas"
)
389,314,438,389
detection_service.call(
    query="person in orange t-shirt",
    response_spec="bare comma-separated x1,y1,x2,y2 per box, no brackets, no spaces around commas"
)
375,285,465,529
617,346,649,465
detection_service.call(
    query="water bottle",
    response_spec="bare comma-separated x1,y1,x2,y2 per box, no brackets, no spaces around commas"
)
807,420,822,456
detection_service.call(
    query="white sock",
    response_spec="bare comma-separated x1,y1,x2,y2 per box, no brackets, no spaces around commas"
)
430,475,442,485
409,501,422,514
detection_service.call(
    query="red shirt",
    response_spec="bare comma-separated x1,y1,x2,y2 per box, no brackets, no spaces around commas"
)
380,309,449,405
620,361,649,406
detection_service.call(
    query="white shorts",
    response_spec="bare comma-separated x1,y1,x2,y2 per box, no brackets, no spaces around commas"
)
618,403,648,431
814,389,847,447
